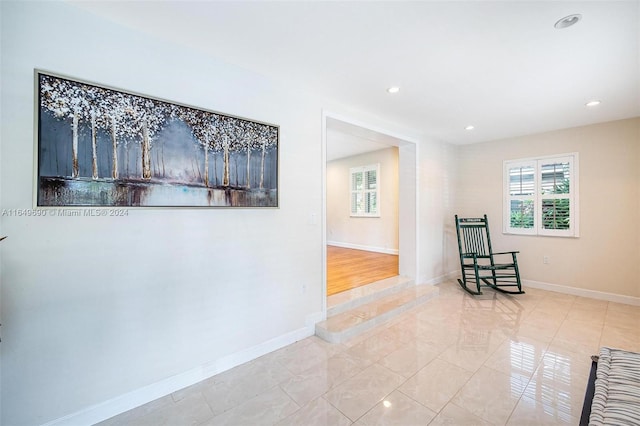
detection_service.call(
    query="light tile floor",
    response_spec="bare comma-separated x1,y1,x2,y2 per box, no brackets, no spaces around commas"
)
98,280,640,425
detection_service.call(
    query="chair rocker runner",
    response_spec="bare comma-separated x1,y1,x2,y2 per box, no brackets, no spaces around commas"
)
455,214,524,295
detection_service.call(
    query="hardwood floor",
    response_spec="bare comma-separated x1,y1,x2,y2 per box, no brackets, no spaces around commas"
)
326,245,399,296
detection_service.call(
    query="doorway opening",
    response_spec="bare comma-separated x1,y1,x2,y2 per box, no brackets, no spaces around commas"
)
323,113,417,308
326,245,399,296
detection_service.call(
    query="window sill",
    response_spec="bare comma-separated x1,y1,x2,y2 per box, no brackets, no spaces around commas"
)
503,231,579,238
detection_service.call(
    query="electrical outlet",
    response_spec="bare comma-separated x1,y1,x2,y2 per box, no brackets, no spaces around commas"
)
543,256,550,264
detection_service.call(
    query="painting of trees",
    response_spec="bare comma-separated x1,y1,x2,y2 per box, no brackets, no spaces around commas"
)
40,75,88,178
37,72,278,207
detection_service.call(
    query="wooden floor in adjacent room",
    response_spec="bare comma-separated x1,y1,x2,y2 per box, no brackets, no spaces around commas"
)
326,245,399,296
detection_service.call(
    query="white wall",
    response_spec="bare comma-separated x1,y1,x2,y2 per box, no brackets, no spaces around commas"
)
1,2,328,424
453,118,640,299
417,140,458,284
326,148,399,254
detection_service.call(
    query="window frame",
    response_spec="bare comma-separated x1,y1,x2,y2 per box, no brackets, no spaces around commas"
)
503,153,579,237
350,163,380,218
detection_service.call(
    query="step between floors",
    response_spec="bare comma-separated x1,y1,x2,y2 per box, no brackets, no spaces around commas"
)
315,276,439,343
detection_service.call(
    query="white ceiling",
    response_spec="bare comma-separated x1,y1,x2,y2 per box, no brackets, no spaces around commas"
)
71,0,639,152
325,117,407,161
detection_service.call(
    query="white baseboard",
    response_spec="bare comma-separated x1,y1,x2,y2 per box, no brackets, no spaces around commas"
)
305,310,325,326
433,273,640,306
524,279,640,306
43,322,317,426
327,241,399,255
419,270,459,286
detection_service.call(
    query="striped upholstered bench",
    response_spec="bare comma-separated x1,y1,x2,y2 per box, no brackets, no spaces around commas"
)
581,347,640,425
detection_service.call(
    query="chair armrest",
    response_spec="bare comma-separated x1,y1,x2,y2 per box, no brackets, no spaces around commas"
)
493,251,519,255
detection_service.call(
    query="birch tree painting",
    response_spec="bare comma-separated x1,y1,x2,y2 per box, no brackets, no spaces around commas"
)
36,72,278,207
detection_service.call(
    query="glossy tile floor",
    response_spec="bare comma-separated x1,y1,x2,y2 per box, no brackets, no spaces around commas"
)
99,281,640,425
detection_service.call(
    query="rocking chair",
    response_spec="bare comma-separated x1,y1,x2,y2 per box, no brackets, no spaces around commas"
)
455,214,524,295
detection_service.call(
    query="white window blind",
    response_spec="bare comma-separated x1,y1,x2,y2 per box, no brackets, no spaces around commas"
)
350,164,380,217
504,154,578,237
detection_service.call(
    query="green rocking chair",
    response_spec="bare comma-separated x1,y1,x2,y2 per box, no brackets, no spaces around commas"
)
455,214,524,295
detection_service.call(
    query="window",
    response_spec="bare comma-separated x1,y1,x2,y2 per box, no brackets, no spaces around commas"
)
504,153,578,237
350,163,379,217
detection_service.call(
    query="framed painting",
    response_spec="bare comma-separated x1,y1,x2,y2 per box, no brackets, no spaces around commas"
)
34,70,279,207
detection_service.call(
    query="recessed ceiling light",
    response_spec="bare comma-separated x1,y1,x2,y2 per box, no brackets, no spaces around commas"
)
554,14,582,29
387,86,400,94
465,125,475,130
585,100,601,107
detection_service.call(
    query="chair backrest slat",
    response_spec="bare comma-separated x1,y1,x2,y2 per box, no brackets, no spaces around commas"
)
466,226,487,256
455,215,492,258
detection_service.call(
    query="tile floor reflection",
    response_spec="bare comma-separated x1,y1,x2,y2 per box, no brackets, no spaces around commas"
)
98,281,640,425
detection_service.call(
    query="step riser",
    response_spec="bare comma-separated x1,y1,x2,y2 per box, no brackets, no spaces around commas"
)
327,276,414,317
315,290,438,343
